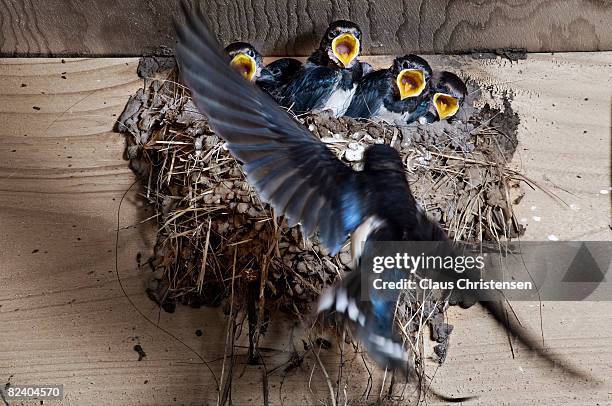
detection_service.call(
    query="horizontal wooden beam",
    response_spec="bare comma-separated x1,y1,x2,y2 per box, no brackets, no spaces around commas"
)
1,0,611,57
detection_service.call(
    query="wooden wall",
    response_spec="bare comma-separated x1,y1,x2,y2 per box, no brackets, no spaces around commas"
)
1,0,611,57
1,54,611,405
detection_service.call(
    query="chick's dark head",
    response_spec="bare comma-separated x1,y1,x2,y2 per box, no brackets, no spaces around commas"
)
224,42,263,81
429,71,467,121
391,54,433,100
320,20,362,69
263,58,302,83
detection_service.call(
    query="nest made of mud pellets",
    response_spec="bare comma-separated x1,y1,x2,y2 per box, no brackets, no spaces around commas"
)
116,63,526,374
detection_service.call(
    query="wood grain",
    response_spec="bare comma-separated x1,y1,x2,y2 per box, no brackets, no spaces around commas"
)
1,0,612,57
0,55,611,405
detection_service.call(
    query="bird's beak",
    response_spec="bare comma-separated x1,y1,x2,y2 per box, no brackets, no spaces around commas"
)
396,69,426,100
433,93,460,120
332,33,360,68
230,53,257,81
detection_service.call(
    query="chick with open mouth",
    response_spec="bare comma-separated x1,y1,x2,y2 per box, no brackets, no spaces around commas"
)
422,71,467,123
275,20,365,116
225,42,262,82
345,54,433,125
225,42,302,97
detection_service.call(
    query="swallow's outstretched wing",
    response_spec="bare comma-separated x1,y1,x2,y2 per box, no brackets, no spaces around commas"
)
174,2,363,254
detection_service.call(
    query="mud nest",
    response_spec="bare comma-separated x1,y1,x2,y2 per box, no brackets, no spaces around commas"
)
116,62,527,379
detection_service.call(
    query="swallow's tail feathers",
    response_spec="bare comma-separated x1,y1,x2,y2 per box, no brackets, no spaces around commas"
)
318,269,409,369
477,296,592,380
318,270,474,403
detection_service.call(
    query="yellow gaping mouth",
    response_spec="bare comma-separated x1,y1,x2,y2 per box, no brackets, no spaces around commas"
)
396,69,426,100
433,93,460,120
230,53,257,81
332,33,360,68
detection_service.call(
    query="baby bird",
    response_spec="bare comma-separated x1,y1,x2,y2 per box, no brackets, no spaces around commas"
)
275,20,364,116
225,42,301,97
422,71,467,123
345,54,432,125
257,57,303,97
225,42,263,82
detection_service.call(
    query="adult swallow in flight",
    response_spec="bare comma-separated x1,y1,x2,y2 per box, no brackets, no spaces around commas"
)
422,71,467,123
174,2,589,399
274,20,364,116
345,54,432,125
225,42,301,97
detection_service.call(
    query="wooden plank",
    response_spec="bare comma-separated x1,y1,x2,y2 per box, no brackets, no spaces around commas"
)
0,55,610,405
1,0,612,57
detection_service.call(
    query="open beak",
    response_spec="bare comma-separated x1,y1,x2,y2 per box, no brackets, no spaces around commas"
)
332,33,360,68
433,93,460,120
396,69,426,100
230,53,257,81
